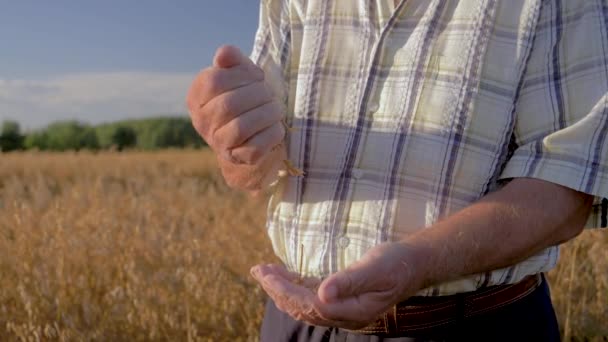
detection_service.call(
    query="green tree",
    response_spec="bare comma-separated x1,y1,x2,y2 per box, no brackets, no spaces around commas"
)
111,126,137,151
24,131,49,150
0,120,24,152
22,116,205,151
44,121,99,151
133,117,205,149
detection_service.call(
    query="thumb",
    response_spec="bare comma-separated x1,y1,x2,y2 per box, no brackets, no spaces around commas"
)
318,244,405,304
213,45,253,69
318,261,380,304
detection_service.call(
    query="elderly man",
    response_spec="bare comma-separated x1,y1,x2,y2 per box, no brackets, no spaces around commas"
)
188,0,607,340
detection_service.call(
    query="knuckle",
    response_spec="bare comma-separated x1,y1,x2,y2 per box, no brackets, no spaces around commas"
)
238,64,264,84
217,122,243,150
201,121,217,145
204,69,225,95
231,119,247,144
218,95,237,119
249,64,265,81
210,129,224,150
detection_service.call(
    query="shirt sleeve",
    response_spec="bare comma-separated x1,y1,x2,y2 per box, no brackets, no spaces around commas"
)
250,0,291,107
498,0,608,228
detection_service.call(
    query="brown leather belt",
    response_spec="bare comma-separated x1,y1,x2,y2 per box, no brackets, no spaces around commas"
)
354,274,542,335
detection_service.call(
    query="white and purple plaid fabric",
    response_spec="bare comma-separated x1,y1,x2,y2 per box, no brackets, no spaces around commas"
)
251,0,608,295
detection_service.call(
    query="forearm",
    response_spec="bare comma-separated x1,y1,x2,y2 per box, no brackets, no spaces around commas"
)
400,178,593,289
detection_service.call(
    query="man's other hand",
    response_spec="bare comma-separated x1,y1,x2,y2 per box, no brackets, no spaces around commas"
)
187,45,286,191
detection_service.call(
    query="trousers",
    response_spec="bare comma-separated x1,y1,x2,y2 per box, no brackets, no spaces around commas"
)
260,274,560,342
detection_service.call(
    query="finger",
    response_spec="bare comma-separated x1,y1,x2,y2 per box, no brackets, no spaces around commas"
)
260,273,326,324
265,264,300,282
230,122,285,165
319,243,411,303
214,45,254,69
213,100,283,150
264,264,322,291
317,254,399,304
250,265,299,316
251,263,298,283
188,65,265,120
204,80,275,136
251,263,322,293
250,265,320,321
313,292,388,324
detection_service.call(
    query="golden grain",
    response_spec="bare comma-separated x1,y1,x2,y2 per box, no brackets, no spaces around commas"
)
0,150,605,341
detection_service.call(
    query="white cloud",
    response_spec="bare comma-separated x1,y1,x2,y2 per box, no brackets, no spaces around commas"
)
0,72,196,130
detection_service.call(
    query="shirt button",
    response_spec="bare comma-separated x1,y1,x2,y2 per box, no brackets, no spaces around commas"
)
368,102,379,113
352,168,364,179
338,236,350,248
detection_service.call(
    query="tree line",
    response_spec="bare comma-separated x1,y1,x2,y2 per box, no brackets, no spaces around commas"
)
0,117,207,152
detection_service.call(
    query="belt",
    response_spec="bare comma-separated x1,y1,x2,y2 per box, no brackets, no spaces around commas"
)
354,274,542,335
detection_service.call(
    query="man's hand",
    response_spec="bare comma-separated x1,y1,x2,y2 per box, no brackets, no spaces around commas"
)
250,242,424,330
187,45,286,191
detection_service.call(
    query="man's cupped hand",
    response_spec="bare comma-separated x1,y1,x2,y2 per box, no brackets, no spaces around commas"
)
250,242,425,330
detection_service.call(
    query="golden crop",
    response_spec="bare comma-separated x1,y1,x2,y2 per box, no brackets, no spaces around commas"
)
0,150,605,341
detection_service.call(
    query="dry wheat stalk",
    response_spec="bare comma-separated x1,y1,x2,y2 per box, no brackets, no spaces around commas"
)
281,118,305,177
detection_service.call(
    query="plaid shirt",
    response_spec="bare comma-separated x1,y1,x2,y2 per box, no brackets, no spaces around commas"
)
251,0,608,295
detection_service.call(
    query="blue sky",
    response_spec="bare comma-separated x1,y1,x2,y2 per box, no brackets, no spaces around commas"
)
0,1,260,129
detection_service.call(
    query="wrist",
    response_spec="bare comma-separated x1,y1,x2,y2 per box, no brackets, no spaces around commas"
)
394,237,440,293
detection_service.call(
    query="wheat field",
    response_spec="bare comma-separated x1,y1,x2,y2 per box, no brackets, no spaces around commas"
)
0,150,606,341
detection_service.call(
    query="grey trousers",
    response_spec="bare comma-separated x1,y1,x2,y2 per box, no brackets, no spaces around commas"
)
260,276,560,342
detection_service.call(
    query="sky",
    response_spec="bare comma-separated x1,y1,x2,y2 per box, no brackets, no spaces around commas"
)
0,0,260,130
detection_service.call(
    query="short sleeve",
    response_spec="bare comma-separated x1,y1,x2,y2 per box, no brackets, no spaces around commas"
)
499,0,608,228
250,0,292,106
